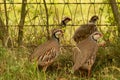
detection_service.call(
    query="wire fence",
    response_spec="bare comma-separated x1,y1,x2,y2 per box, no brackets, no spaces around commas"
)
0,0,117,26
0,0,119,46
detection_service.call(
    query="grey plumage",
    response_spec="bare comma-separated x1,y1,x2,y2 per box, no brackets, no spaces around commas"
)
72,31,102,77
73,15,99,44
29,29,63,71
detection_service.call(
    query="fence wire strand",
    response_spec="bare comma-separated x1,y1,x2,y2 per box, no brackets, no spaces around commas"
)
0,0,119,45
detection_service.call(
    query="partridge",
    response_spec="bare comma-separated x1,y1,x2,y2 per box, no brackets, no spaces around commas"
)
73,15,99,44
29,29,64,71
72,31,102,77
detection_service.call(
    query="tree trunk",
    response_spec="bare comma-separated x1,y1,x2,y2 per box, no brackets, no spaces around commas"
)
4,0,8,31
43,0,50,39
109,0,120,38
18,0,27,46
0,0,10,47
4,0,12,47
0,18,9,47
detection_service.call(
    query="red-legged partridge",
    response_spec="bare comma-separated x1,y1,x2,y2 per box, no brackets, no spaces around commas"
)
30,29,64,71
72,31,102,77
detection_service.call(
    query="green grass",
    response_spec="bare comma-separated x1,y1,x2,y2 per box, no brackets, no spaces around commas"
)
0,44,120,80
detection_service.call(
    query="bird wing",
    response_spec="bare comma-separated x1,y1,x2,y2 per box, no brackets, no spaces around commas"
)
29,39,59,62
73,25,90,43
38,47,58,66
73,23,98,43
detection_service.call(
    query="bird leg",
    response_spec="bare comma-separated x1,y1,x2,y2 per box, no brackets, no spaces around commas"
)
42,66,48,72
80,70,85,77
79,69,88,77
72,66,78,73
56,62,61,70
87,69,91,78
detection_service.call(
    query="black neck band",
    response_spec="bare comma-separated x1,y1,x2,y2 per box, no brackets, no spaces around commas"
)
53,34,59,42
92,36,97,42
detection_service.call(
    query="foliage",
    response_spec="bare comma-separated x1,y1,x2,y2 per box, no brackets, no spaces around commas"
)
0,44,120,80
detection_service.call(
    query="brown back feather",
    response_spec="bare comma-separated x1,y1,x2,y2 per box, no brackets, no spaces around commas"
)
73,23,98,43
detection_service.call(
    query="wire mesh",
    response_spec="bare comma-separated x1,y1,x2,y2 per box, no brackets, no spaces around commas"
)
0,0,119,46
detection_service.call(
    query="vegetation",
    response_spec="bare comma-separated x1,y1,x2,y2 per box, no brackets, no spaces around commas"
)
0,0,120,80
0,43,120,80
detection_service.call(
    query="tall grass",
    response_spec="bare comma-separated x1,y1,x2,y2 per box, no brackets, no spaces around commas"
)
0,42,120,80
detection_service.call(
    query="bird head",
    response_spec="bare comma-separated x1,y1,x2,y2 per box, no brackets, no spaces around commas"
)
61,17,71,26
89,15,99,23
91,31,102,41
52,29,64,39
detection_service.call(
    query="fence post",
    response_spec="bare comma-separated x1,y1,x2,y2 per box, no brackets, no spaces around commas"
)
43,0,50,39
18,0,27,47
109,0,120,39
